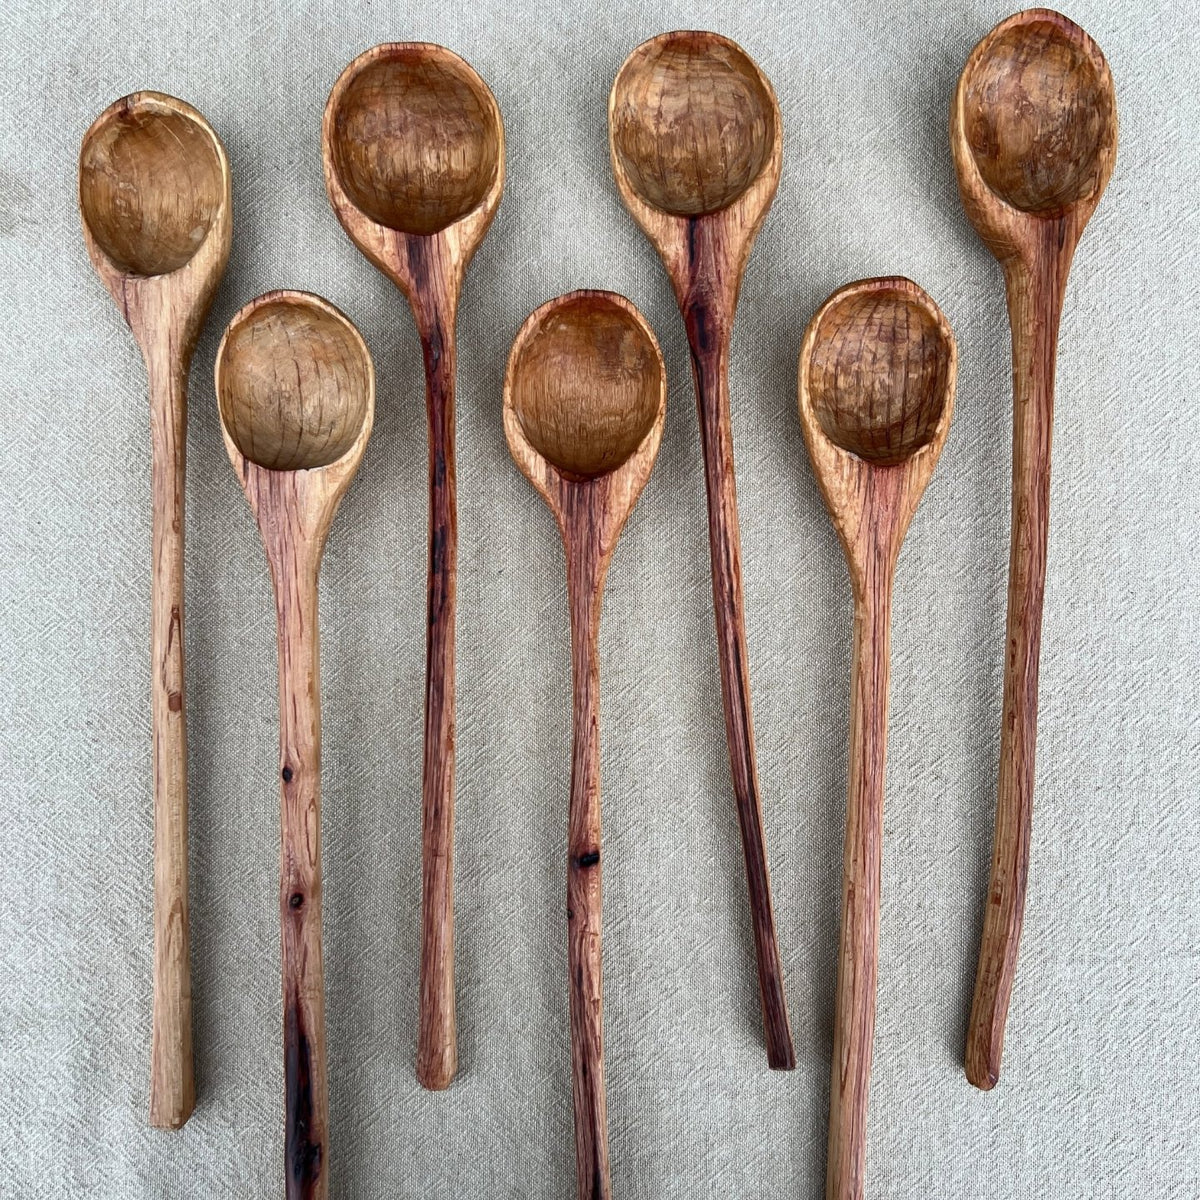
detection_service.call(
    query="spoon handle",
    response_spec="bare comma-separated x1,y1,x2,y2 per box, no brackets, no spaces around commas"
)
410,242,459,1091
827,554,894,1200
271,548,329,1200
687,323,795,1070
967,235,1070,1090
145,344,195,1131
563,512,611,1200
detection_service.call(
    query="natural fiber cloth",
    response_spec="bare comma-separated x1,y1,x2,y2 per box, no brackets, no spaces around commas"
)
1,1,1196,1196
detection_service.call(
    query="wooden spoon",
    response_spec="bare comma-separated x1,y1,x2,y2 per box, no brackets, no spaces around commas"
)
78,91,232,1130
504,290,665,1200
950,8,1117,1091
608,30,794,1070
215,291,374,1200
322,43,504,1090
798,278,956,1200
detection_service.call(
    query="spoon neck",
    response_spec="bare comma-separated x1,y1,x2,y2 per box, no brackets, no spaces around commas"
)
402,235,461,344
677,218,737,353
1002,222,1072,461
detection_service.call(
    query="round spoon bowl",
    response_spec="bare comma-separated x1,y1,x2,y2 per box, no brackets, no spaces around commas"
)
508,292,662,480
216,293,372,472
79,94,225,276
806,282,954,467
325,43,502,236
961,12,1116,216
610,31,777,217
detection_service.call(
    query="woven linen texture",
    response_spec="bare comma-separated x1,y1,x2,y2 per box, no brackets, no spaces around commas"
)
1,1,1197,1195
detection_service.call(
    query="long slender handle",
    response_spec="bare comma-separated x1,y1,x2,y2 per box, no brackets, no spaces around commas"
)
827,562,893,1200
273,554,328,1200
966,242,1067,1090
411,244,459,1091
146,350,194,1131
688,328,795,1070
564,529,610,1200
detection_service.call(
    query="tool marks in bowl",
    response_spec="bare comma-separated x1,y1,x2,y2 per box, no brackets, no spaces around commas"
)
609,31,777,218
216,296,373,472
807,287,954,467
327,46,503,236
961,15,1116,217
79,98,225,276
508,295,663,481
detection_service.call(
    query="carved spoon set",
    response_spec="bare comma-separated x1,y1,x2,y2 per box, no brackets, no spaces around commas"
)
79,9,1116,1198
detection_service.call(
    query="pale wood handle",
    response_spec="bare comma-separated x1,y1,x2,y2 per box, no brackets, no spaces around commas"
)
967,242,1065,1089
565,532,610,1200
689,324,794,1070
827,558,893,1200
146,352,194,1131
414,265,459,1091
273,553,328,1200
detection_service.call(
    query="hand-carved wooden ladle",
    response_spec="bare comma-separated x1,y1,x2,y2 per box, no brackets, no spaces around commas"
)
504,291,665,1200
79,91,231,1130
216,292,374,1200
323,43,504,1090
609,30,794,1070
951,8,1117,1091
798,278,956,1200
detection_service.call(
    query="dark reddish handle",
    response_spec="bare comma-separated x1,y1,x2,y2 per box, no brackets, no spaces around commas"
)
563,518,610,1200
414,266,459,1091
967,241,1066,1090
688,320,795,1071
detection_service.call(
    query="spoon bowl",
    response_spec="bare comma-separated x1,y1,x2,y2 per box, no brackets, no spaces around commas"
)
952,8,1116,245
507,292,663,484
799,277,955,1200
80,93,227,277
79,91,231,1131
217,294,373,473
610,31,777,218
805,285,954,469
325,45,502,237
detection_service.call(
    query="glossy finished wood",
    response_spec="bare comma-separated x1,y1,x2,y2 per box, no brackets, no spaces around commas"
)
505,291,666,1200
608,31,794,1069
951,8,1117,1091
323,42,504,1090
216,292,374,1200
798,279,956,1200
79,91,232,1130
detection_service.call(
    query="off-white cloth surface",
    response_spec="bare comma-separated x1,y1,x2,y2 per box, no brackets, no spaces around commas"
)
1,1,1197,1196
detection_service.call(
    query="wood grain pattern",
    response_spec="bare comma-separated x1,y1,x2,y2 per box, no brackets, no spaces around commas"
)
216,291,374,1200
323,44,504,1089
505,291,666,1200
799,279,956,1200
79,91,232,1131
609,31,795,1070
951,8,1117,1091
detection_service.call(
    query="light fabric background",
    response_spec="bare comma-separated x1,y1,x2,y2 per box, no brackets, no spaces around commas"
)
1,1,1196,1196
